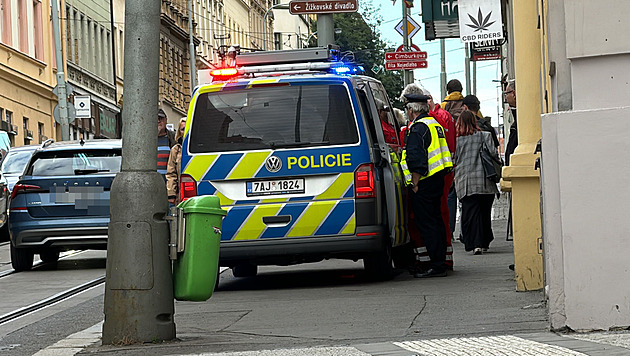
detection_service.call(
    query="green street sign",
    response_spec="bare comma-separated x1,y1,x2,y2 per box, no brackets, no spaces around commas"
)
421,0,459,22
421,0,460,40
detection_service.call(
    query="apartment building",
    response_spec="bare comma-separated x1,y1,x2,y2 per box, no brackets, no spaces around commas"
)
0,0,56,147
64,0,117,139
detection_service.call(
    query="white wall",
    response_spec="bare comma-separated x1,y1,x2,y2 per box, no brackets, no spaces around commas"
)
542,0,630,331
542,107,630,331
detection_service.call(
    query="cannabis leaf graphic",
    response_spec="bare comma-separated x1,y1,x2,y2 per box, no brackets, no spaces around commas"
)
466,8,495,32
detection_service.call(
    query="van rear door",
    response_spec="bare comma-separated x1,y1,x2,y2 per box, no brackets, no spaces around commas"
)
182,78,371,242
356,80,408,247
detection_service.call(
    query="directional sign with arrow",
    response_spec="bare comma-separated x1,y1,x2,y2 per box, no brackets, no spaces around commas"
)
289,0,358,15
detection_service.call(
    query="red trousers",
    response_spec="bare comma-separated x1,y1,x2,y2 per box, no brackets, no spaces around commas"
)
408,171,454,270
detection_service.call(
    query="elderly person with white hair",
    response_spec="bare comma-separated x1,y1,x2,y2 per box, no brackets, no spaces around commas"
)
400,88,453,278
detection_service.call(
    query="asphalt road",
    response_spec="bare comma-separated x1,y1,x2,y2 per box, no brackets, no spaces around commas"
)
0,213,548,356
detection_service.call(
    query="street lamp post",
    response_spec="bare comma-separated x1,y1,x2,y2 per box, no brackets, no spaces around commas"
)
263,3,290,50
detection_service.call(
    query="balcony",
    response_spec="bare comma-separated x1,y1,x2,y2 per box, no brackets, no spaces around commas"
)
25,129,34,141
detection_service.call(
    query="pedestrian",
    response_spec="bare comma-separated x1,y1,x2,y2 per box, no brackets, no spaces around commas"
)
440,79,465,242
376,99,399,148
166,117,186,205
454,111,500,255
503,80,517,166
440,79,466,123
400,92,453,278
157,108,176,176
424,88,456,270
462,95,500,149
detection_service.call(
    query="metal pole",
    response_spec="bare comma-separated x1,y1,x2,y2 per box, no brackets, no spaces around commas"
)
317,14,334,47
465,45,471,96
440,39,447,101
472,60,477,95
51,0,69,141
103,0,175,345
402,3,410,86
188,0,196,89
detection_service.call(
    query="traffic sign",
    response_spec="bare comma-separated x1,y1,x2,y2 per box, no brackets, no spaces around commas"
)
386,51,427,61
385,61,428,70
395,16,421,39
74,95,91,118
53,102,76,124
289,0,358,15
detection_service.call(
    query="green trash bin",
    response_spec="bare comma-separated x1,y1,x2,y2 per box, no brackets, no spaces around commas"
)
173,195,227,301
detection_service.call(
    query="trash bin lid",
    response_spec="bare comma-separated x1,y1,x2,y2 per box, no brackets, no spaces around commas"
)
178,195,227,216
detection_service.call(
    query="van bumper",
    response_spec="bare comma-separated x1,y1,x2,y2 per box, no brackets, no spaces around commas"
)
219,226,385,266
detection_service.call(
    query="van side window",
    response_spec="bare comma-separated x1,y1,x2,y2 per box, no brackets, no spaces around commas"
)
368,83,400,151
356,89,378,145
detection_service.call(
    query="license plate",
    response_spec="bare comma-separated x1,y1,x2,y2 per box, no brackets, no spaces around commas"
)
246,179,305,197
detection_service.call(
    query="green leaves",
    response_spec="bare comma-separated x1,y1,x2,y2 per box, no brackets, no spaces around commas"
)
466,8,495,32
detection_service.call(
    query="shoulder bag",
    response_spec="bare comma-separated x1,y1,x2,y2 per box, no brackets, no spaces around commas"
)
479,139,503,183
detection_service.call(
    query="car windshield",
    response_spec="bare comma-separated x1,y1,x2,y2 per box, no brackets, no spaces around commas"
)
26,149,122,176
1,150,35,174
188,84,359,153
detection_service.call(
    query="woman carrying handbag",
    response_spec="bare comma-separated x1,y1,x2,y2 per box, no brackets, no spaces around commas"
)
453,111,500,255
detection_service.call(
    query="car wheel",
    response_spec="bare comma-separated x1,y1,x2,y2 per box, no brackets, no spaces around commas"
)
40,250,60,264
10,244,34,272
0,223,8,242
232,263,257,277
363,239,394,281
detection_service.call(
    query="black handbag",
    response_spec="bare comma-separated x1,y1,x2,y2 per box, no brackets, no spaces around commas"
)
479,141,503,183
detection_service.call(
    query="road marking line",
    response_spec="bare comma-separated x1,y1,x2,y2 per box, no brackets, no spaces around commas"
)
32,321,102,356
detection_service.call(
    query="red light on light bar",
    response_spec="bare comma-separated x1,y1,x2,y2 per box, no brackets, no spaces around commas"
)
211,68,238,77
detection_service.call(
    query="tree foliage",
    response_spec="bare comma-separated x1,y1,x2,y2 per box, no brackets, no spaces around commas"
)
310,1,403,104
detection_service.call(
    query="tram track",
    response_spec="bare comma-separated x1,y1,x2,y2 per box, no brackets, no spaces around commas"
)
0,250,87,278
0,249,106,325
0,275,105,325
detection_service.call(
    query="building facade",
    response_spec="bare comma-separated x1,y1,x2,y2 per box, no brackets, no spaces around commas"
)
271,2,310,51
0,0,56,147
64,0,118,139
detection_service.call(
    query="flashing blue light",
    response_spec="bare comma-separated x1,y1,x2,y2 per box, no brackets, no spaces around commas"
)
334,66,352,74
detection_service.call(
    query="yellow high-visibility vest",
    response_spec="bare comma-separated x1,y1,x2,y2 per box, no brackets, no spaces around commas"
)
400,116,453,186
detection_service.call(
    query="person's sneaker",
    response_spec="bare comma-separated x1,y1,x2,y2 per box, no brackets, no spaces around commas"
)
473,248,482,255
414,268,447,278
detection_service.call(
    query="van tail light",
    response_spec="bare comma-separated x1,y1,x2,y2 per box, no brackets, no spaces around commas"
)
354,163,375,198
11,184,43,200
179,174,197,201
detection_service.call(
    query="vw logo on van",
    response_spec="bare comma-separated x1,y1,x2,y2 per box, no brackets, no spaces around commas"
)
265,156,282,173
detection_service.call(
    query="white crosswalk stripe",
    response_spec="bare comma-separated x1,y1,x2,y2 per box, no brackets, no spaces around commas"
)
394,335,587,356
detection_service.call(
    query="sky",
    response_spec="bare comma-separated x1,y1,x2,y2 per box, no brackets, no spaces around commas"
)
365,0,505,128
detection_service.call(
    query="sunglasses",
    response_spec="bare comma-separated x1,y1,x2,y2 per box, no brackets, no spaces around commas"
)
504,90,514,95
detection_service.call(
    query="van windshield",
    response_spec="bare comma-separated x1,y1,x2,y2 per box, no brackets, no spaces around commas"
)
188,84,359,153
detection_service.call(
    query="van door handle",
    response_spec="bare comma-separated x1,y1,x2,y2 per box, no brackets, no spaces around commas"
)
263,215,292,227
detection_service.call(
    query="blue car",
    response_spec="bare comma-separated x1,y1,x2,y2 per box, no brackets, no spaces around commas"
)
9,139,122,271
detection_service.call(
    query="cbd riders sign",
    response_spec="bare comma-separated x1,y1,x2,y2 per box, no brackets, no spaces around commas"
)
457,0,503,43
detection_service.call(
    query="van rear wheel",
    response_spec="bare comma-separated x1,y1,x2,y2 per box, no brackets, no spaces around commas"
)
363,242,393,281
232,263,257,277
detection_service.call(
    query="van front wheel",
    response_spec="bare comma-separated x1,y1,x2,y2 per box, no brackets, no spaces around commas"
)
363,241,393,281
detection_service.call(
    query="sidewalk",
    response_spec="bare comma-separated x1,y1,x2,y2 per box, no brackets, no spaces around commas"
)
39,194,630,355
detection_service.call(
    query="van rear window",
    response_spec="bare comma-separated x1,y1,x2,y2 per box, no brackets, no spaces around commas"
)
188,84,359,153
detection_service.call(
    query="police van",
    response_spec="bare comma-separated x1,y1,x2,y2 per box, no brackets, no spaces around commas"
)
181,46,408,280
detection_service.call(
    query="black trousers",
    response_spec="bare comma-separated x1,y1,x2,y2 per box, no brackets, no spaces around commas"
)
410,171,446,272
460,194,495,252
